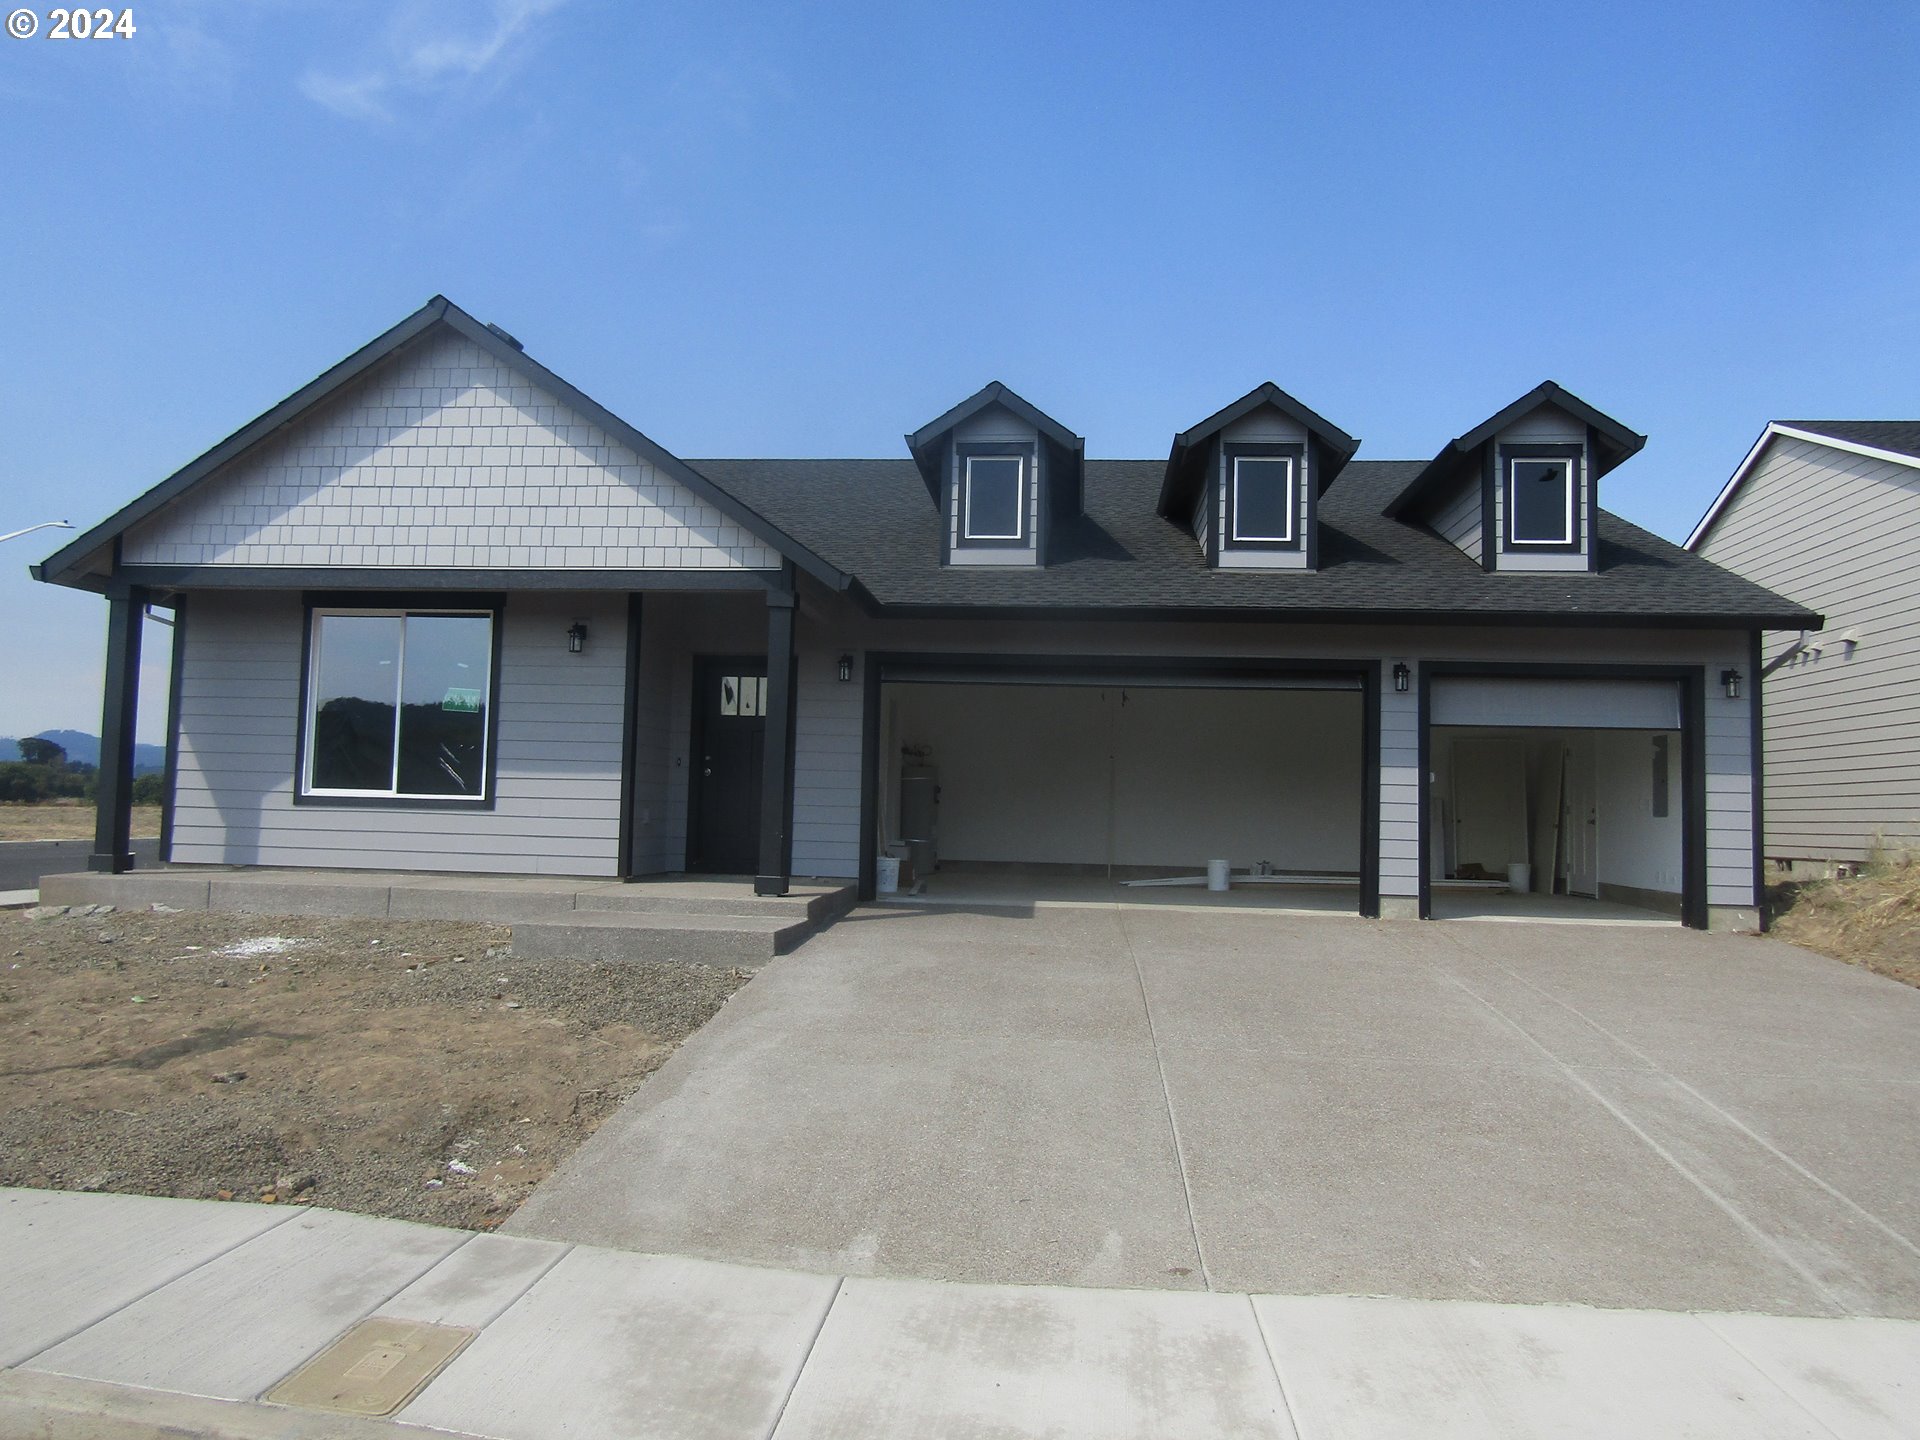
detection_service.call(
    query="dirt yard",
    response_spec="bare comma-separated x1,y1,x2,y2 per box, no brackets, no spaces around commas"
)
0,802,162,842
1771,862,1920,989
0,905,748,1228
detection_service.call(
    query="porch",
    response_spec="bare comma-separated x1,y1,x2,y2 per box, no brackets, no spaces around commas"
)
36,868,857,966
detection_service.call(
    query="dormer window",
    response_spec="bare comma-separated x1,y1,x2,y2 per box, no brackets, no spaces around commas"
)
1230,454,1297,544
1160,385,1357,573
909,383,1083,568
1504,447,1582,551
959,450,1028,545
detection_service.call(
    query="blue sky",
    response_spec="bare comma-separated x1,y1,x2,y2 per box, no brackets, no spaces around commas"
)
2,0,1917,742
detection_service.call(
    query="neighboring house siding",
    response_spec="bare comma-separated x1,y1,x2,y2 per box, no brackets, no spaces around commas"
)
1697,434,1920,863
170,590,626,874
122,331,781,572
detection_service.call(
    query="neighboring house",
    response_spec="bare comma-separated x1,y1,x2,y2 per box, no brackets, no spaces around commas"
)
1688,421,1920,871
34,297,1814,930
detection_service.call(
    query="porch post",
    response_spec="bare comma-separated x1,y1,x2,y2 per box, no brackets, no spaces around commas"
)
89,583,147,874
755,588,799,896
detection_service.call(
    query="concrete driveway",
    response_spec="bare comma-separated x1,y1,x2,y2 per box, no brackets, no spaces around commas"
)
508,905,1920,1319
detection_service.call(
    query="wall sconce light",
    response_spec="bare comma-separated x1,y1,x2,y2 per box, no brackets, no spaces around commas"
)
566,622,588,654
1721,668,1742,700
837,654,854,683
1392,662,1410,693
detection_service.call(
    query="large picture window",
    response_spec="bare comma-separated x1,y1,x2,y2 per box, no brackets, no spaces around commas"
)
302,607,495,801
1508,456,1576,546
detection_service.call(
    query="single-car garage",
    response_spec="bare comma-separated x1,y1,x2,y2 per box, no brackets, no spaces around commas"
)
863,658,1378,914
1422,671,1703,926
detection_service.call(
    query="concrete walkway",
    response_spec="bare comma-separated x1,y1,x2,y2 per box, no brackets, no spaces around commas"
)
510,905,1920,1318
4,1188,1916,1439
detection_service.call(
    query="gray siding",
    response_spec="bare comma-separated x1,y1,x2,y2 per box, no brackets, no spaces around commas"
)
171,590,627,875
124,331,781,573
1378,664,1420,898
792,639,863,877
1430,481,1482,563
1697,433,1920,862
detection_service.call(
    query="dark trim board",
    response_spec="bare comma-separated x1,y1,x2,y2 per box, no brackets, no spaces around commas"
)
1416,662,1710,930
116,566,783,593
1750,628,1767,930
617,593,645,880
854,603,1814,630
857,651,1381,914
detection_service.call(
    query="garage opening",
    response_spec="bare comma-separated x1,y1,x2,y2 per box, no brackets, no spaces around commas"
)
873,670,1367,914
1429,677,1686,925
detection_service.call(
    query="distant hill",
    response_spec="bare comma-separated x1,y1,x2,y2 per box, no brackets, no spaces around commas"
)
0,730,167,774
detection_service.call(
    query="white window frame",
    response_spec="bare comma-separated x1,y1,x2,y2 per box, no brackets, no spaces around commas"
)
301,607,495,801
961,453,1027,543
1229,454,1296,544
1507,456,1576,546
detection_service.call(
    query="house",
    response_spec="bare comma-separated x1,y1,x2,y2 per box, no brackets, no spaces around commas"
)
1688,421,1920,872
33,297,1816,930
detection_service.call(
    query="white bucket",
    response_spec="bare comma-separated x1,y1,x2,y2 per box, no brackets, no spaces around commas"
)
876,856,901,894
1507,862,1532,894
1206,859,1231,892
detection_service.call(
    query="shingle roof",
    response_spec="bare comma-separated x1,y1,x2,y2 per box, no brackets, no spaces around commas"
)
1779,421,1920,462
692,456,1816,626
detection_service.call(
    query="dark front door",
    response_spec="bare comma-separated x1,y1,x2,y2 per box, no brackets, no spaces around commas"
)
688,655,767,873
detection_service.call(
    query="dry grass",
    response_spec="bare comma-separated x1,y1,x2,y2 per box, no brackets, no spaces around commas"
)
0,803,161,842
1771,861,1920,988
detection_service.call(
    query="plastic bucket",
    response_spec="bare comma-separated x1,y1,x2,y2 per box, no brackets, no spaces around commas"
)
876,856,901,894
1507,862,1532,894
1206,859,1231,892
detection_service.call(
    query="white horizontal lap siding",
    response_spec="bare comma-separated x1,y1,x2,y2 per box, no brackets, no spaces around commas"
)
1697,434,1920,861
170,591,626,876
121,331,781,573
792,646,862,878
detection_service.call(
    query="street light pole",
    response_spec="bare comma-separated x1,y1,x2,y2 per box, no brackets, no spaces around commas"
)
0,520,74,544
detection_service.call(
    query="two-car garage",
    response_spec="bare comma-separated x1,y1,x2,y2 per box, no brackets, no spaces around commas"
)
858,657,1709,927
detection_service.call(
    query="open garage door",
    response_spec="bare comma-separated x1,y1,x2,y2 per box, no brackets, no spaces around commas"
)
868,662,1373,915
1427,675,1693,925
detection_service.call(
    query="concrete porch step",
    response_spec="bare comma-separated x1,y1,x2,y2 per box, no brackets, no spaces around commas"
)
510,910,813,967
575,882,854,925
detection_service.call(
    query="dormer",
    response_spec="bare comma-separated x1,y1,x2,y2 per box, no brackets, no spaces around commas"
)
1385,382,1646,573
907,383,1084,567
1158,384,1359,571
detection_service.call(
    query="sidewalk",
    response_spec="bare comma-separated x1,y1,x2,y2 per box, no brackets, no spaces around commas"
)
2,1188,1915,1439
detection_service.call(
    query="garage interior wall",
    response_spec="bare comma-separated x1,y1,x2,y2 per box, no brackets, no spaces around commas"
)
882,682,1362,873
1430,725,1681,904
